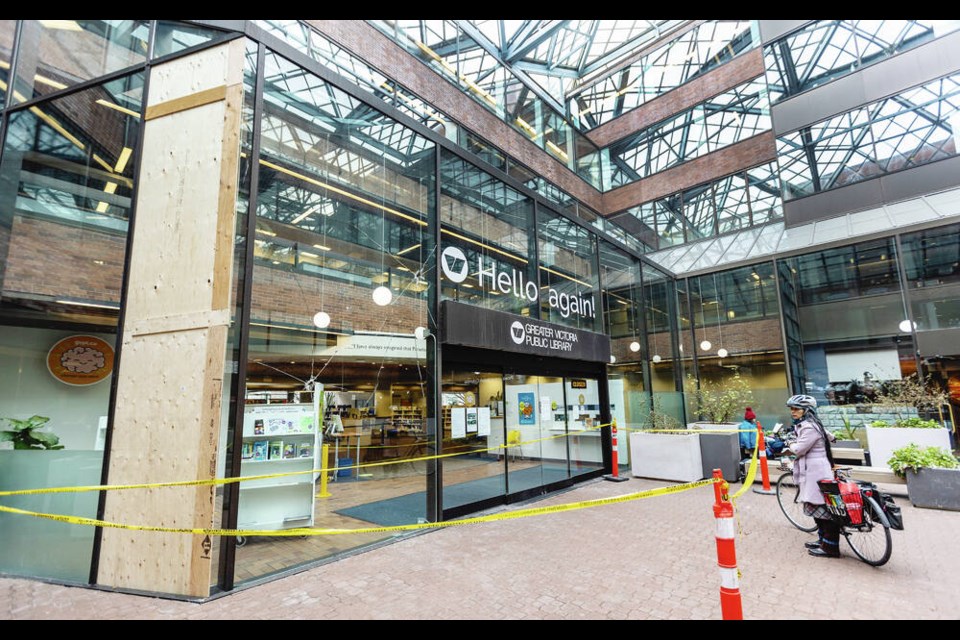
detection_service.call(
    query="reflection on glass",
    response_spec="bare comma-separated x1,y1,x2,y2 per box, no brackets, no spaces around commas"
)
0,19,15,109
12,20,149,104
234,48,436,587
537,210,601,331
0,71,139,582
901,223,960,331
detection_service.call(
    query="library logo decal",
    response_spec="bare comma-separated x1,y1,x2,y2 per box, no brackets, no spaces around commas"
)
47,335,114,386
510,321,526,344
440,246,469,283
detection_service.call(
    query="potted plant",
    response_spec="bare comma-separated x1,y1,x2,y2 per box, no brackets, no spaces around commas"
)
0,415,63,450
887,443,960,511
686,373,754,482
830,413,866,448
863,374,951,470
630,396,703,482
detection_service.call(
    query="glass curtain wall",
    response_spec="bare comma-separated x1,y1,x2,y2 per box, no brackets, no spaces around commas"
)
898,223,960,427
0,20,144,581
234,47,436,586
643,264,684,429
778,238,913,413
682,262,786,428
599,240,645,468
437,150,539,503
1,20,14,109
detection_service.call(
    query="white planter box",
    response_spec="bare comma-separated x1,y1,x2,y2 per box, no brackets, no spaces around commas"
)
865,426,953,471
629,430,703,482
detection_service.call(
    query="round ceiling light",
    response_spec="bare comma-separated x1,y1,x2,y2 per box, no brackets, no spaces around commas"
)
898,319,917,333
700,340,712,351
717,348,728,358
313,311,330,329
372,285,393,306
629,341,641,352
652,354,662,364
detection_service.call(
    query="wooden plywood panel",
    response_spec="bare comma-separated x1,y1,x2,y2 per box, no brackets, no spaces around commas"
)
126,101,228,318
146,40,245,108
99,326,224,596
97,38,245,598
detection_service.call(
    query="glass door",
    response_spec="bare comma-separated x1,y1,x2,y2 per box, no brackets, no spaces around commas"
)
441,368,506,511
562,376,605,478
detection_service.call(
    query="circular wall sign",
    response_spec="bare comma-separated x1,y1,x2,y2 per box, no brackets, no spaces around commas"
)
47,335,115,386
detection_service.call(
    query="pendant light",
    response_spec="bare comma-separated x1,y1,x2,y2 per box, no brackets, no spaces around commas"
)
373,156,392,307
313,195,331,328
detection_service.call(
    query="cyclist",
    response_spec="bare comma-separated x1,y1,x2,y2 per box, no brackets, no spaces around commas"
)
785,394,840,558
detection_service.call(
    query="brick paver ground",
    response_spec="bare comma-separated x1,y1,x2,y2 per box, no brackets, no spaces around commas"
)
3,473,959,620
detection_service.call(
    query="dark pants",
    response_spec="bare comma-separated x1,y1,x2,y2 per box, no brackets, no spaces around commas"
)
815,517,841,554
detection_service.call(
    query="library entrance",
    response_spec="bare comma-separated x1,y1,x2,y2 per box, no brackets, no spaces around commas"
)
439,348,611,520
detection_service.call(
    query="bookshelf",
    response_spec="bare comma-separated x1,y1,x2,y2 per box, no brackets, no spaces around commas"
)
238,402,320,540
391,406,424,432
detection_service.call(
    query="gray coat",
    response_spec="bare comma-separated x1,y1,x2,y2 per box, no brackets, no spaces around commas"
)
789,417,834,505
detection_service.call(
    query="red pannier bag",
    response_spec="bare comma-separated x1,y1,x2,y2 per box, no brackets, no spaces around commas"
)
839,480,863,524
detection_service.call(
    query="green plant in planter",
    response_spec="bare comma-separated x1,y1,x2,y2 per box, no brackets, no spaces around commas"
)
642,396,683,431
893,417,941,429
887,443,959,478
869,419,891,428
688,372,755,424
0,415,64,450
834,413,863,440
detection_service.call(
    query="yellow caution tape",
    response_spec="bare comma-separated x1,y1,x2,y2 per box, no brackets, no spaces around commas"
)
0,476,718,537
0,422,616,498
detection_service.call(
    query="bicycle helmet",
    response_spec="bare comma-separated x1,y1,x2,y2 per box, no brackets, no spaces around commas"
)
786,394,817,410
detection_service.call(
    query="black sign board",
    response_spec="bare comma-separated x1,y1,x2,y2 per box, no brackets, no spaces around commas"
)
440,301,611,363
570,379,587,389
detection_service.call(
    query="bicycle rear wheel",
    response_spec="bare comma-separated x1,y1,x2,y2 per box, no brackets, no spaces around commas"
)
776,472,818,532
844,495,892,566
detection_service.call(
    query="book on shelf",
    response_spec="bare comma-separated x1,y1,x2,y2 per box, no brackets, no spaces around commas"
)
268,440,283,460
252,440,268,462
282,442,297,459
297,441,313,458
241,441,254,460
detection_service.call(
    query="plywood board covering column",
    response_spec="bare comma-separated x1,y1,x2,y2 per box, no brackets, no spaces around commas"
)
97,38,245,598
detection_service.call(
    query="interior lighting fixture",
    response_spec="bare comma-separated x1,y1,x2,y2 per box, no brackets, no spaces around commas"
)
630,341,641,352
717,348,728,358
609,355,616,364
700,340,712,351
898,319,917,333
652,355,662,363
314,199,332,328
373,157,393,308
373,285,393,306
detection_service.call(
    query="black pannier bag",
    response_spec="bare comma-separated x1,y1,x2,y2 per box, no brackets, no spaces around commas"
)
880,493,904,531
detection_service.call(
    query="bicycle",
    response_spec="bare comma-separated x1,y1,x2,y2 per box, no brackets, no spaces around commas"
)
820,466,899,566
777,461,902,567
775,457,818,533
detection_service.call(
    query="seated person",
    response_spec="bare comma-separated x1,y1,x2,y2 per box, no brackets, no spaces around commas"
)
739,407,758,458
739,407,788,459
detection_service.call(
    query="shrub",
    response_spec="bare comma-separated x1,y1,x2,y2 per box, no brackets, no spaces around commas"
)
887,443,959,478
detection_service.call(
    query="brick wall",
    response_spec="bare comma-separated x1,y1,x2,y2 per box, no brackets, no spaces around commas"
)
2,214,125,302
251,264,424,334
587,50,767,149
603,132,778,213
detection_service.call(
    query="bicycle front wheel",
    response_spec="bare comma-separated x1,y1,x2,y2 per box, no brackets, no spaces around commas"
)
776,472,818,532
844,495,892,567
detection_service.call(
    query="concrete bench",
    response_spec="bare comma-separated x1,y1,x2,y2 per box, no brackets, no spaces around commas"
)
846,465,906,486
832,447,867,465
